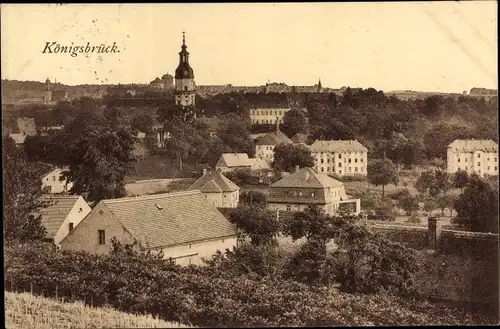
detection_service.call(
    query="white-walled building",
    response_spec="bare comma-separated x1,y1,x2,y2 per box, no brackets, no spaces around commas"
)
41,167,73,194
215,153,254,172
250,108,290,125
255,121,293,162
60,191,238,266
38,195,91,246
309,140,368,176
446,139,498,176
188,169,240,208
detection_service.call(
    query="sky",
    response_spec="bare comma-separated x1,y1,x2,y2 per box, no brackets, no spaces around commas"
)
1,2,497,93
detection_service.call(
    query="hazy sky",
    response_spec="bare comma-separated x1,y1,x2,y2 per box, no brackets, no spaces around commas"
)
1,2,497,92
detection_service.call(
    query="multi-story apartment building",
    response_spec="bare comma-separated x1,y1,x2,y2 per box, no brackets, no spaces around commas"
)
309,140,368,176
267,166,361,215
446,139,498,176
250,108,291,125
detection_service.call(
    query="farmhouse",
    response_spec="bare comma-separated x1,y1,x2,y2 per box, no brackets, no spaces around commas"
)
188,169,240,208
60,191,239,266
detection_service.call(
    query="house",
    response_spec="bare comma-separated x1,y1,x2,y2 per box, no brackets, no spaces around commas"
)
38,195,91,245
41,167,73,194
59,190,239,266
215,153,254,172
250,108,291,125
255,121,293,162
309,140,368,176
187,169,240,208
446,139,498,176
267,166,361,215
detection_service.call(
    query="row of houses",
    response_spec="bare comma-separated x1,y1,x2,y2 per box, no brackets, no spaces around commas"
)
37,164,360,265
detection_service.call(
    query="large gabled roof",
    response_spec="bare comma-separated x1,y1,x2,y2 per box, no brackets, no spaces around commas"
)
448,139,498,153
38,195,82,239
92,191,238,248
218,153,253,167
270,167,344,189
188,170,239,193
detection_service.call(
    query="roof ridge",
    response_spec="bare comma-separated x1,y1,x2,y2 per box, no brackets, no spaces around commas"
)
103,190,201,204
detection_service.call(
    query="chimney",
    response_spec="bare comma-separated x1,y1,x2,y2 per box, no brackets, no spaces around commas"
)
295,165,300,172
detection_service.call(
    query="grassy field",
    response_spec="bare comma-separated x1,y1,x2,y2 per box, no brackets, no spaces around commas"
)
5,291,193,329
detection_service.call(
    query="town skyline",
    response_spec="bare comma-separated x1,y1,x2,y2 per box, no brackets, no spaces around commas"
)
1,2,497,93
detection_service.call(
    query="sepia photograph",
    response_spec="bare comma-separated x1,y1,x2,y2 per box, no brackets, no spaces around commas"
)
2,2,499,327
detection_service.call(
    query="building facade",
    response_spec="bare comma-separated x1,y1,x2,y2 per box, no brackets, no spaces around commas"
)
255,121,293,162
188,169,240,208
60,191,239,266
41,167,73,194
446,139,498,176
250,108,291,125
174,32,196,107
309,140,368,176
267,167,361,215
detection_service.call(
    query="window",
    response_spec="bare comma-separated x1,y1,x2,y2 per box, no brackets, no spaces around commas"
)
98,230,105,245
321,159,324,164
487,158,490,161
98,210,104,215
68,223,74,232
53,175,56,181
495,166,498,171
338,163,342,168
355,167,358,172
478,154,481,158
311,192,315,197
189,244,192,249
348,159,351,163
299,192,303,196
477,162,481,166
321,167,324,172
338,154,342,159
488,166,491,170
355,159,358,163
458,158,460,163
361,158,364,163
339,170,342,174
286,205,291,211
495,158,498,162
465,166,468,170
465,158,468,162
293,191,297,196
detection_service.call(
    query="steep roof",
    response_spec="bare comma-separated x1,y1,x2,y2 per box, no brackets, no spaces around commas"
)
39,195,82,239
218,153,253,168
188,170,239,193
309,140,368,153
255,131,293,146
448,139,498,153
271,167,344,189
291,133,308,144
99,190,238,248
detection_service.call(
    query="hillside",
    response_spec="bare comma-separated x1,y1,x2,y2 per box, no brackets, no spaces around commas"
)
5,291,193,329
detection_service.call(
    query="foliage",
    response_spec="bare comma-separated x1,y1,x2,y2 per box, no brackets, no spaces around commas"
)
3,137,48,242
395,189,420,215
215,113,255,158
415,169,451,197
224,168,260,186
239,190,267,208
281,108,309,138
453,175,499,233
65,127,136,204
228,205,281,246
272,143,315,173
367,158,399,198
453,170,469,192
436,195,456,217
131,112,154,134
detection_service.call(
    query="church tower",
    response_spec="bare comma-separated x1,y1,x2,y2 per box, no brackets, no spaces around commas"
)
43,77,52,103
174,32,196,107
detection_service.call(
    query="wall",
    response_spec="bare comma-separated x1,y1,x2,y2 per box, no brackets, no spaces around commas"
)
369,224,429,250
53,197,91,246
203,191,239,208
438,229,499,257
160,236,238,266
60,202,136,255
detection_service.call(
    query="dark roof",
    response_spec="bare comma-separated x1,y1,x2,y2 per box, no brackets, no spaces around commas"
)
291,133,308,144
39,195,82,239
188,170,240,193
98,191,238,248
255,131,293,146
271,167,344,189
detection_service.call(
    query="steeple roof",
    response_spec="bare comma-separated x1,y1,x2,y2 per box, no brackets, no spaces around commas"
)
175,32,194,79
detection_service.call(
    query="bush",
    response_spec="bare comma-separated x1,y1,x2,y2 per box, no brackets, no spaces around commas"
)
224,168,260,186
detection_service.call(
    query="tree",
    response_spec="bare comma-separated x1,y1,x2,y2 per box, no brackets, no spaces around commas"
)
367,158,398,198
453,175,499,233
239,191,267,208
415,169,451,197
433,170,452,195
216,114,255,158
131,112,154,134
436,195,455,217
65,127,136,204
281,108,309,138
229,206,281,246
453,170,469,193
272,143,314,173
3,136,47,242
423,199,437,216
